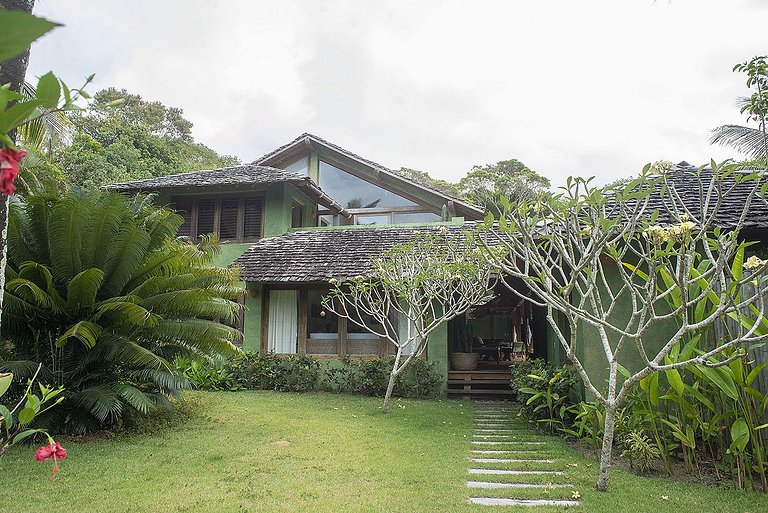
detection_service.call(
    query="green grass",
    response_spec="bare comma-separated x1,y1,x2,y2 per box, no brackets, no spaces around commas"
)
0,391,767,512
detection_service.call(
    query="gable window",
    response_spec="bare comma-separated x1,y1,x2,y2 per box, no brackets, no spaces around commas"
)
318,161,417,209
172,194,263,242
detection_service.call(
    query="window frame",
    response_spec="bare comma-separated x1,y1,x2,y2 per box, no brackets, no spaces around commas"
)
171,193,264,242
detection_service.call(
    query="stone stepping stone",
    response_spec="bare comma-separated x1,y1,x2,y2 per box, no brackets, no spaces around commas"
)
466,481,570,489
472,441,545,445
468,498,581,507
471,458,555,463
468,469,563,475
473,434,532,439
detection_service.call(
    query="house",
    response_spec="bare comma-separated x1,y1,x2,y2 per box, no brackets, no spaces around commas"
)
108,133,544,392
111,134,768,397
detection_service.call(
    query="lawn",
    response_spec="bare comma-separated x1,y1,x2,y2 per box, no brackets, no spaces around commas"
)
1,391,767,512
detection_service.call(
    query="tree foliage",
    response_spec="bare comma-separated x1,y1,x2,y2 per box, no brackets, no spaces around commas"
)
480,164,768,491
324,229,496,411
711,56,768,160
55,88,239,188
0,190,243,433
458,159,550,216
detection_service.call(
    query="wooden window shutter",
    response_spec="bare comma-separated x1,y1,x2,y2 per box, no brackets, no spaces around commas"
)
196,198,216,238
243,196,263,238
219,197,240,240
173,199,193,237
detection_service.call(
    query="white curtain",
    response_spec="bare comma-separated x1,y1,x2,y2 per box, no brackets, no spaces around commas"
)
396,307,420,355
268,290,298,354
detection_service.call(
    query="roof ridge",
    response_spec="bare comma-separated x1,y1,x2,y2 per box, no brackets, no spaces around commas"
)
252,132,484,216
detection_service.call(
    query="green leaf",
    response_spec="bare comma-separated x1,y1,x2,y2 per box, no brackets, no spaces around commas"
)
11,428,45,444
746,363,767,387
0,372,12,398
666,368,685,396
17,406,35,425
0,11,60,62
0,99,41,133
702,365,739,401
0,404,12,429
55,320,103,349
730,418,750,452
35,71,60,108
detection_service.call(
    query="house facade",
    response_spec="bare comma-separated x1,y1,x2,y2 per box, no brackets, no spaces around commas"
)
108,133,548,389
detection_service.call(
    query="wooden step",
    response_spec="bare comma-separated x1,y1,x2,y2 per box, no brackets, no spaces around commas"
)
449,371,510,380
447,379,511,386
447,389,515,396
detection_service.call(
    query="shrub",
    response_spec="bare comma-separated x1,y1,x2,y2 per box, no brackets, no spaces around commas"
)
323,356,441,399
226,352,320,392
174,356,241,392
1,191,242,433
512,359,579,432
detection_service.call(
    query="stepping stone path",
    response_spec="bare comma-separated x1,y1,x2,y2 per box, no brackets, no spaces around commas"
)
466,401,582,508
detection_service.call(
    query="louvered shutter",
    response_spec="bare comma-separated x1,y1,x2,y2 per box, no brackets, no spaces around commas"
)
243,196,262,239
196,198,216,238
220,197,239,240
173,199,193,237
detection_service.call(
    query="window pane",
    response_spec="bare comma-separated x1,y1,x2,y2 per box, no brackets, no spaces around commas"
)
243,196,263,238
355,214,389,226
173,199,193,237
393,212,441,224
291,203,304,228
307,289,338,336
196,198,215,238
220,197,239,239
283,156,309,176
318,161,417,209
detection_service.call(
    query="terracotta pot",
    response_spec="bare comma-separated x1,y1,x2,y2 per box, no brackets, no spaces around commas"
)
450,352,479,371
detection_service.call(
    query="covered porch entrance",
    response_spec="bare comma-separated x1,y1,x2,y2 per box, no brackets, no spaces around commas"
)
446,279,548,398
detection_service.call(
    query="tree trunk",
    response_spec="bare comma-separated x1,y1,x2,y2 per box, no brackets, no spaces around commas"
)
596,401,618,491
382,350,403,412
0,0,35,331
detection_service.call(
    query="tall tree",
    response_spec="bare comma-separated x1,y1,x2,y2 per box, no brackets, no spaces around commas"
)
458,159,550,216
0,1,56,337
57,88,239,188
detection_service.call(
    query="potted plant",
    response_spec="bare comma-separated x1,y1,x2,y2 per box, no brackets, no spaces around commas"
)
450,327,479,371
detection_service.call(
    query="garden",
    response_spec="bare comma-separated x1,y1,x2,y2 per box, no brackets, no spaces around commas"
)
3,6,768,513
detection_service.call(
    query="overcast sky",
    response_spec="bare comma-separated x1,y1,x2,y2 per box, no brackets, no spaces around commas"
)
26,0,768,187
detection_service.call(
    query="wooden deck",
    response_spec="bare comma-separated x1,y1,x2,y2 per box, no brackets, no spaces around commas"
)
446,369,515,399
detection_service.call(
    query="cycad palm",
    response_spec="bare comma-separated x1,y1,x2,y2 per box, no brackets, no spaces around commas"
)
1,190,242,432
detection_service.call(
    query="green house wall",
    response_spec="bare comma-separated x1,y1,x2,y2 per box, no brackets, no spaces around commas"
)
572,261,676,399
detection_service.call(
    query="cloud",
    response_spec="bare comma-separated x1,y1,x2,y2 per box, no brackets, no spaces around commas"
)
27,0,766,188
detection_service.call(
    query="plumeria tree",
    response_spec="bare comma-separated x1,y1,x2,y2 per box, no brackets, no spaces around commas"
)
478,57,768,491
324,229,496,411
480,164,768,491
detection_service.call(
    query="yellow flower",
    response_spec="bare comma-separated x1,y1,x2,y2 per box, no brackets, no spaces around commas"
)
571,490,581,500
745,255,767,271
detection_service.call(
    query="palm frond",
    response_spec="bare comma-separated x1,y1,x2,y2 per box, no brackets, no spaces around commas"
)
66,268,105,310
100,222,151,298
70,385,123,423
48,194,85,284
710,125,768,159
55,320,103,349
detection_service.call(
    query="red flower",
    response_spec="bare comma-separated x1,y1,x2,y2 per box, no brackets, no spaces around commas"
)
0,147,27,196
34,441,67,478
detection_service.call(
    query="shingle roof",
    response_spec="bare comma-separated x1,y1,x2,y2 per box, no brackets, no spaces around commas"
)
253,133,485,219
631,165,768,230
105,165,305,191
232,223,476,283
104,165,351,218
